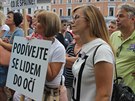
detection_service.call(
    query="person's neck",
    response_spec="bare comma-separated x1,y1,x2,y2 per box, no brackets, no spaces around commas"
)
76,40,83,47
9,25,17,33
81,35,97,44
60,30,66,36
121,26,134,40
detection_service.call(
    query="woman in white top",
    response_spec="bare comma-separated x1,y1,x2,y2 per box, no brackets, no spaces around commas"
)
13,11,66,101
71,5,115,101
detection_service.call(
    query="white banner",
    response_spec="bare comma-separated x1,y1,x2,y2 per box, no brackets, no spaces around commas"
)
6,36,51,101
10,0,37,10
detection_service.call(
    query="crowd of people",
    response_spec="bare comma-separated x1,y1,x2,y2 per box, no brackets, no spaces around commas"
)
0,2,135,101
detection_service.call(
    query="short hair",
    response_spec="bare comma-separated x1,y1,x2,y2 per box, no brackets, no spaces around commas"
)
118,3,135,17
0,10,6,26
7,11,23,27
37,11,61,37
110,20,116,25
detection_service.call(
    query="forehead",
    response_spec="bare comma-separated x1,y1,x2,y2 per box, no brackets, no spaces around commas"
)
73,8,84,15
116,9,128,16
109,23,115,26
7,13,14,17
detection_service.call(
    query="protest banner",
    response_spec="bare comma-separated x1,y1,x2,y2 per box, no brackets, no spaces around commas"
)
10,0,37,10
6,36,52,101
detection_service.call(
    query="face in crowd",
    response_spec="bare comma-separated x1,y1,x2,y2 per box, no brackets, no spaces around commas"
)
5,11,23,27
71,5,109,43
108,20,117,35
116,4,135,31
32,9,45,30
61,20,68,33
34,11,61,38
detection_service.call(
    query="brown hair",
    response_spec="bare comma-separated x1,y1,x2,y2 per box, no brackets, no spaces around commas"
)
72,4,114,53
37,11,61,37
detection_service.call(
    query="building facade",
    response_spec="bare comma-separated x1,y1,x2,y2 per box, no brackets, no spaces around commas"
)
51,0,135,21
2,0,51,15
1,0,135,21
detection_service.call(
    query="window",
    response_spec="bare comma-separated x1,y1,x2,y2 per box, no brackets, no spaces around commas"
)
53,8,56,12
86,0,91,2
59,9,63,16
46,6,49,11
0,3,2,10
7,8,9,12
75,0,78,3
53,0,56,4
122,0,126,1
67,8,71,16
28,8,31,14
79,0,82,2
108,7,115,16
67,0,71,3
60,0,63,3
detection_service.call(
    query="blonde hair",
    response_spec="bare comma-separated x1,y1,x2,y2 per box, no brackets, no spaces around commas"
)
0,10,6,26
72,5,114,52
34,9,45,14
37,11,61,37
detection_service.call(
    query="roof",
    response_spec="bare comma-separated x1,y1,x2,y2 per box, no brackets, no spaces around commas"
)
37,0,51,3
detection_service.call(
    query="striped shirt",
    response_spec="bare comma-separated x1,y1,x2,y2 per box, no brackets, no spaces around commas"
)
64,43,80,87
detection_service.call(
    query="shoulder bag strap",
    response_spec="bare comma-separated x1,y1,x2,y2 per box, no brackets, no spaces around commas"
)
73,44,102,101
92,44,103,65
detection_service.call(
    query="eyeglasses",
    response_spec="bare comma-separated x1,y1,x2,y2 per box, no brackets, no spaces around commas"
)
72,14,86,21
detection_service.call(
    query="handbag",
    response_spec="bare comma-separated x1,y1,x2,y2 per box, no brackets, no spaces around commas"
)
0,45,11,66
44,75,68,101
111,65,135,101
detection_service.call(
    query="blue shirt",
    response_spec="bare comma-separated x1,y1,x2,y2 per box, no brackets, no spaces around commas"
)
0,27,24,87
